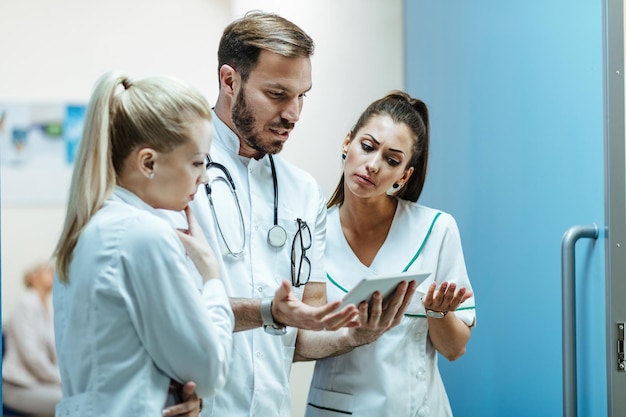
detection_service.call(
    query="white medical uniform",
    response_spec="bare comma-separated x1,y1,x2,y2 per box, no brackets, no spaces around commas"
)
186,112,327,417
53,186,234,417
306,201,476,417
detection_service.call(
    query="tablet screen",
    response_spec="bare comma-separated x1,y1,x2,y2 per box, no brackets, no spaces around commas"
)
338,271,431,309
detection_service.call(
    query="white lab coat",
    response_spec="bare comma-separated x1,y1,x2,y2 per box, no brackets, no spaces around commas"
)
306,201,476,417
53,186,234,417
184,112,327,417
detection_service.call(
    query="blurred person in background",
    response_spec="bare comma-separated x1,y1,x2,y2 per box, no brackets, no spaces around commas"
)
2,261,61,417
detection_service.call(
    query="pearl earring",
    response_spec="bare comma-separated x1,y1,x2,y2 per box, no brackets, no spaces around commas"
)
149,172,155,180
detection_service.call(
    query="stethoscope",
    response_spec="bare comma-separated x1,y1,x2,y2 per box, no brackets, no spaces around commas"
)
266,155,288,247
205,154,287,256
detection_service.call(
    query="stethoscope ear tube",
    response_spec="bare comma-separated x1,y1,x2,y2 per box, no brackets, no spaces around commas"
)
206,176,246,257
206,154,287,251
267,155,287,247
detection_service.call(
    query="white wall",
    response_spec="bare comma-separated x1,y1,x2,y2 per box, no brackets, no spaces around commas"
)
1,0,232,317
231,1,406,197
0,1,403,415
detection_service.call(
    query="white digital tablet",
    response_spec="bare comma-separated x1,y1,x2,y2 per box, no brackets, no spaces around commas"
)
338,271,431,310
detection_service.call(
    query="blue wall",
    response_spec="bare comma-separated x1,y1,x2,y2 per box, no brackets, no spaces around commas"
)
404,1,607,416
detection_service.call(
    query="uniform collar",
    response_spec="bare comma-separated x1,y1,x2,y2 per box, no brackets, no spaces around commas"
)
210,109,273,171
211,109,242,156
111,186,159,215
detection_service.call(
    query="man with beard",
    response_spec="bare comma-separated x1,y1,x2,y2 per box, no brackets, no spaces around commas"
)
180,11,361,417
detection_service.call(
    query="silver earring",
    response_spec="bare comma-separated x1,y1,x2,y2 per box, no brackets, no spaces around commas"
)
149,172,155,180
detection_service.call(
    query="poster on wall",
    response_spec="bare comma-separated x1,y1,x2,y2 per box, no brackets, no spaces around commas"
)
0,102,86,206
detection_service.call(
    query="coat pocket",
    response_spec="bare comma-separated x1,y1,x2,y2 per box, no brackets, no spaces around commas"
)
305,387,354,416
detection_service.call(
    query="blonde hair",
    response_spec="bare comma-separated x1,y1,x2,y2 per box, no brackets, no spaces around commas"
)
23,261,54,288
54,71,212,283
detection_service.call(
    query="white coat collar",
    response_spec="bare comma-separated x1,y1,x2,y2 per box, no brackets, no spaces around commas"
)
210,109,272,171
111,186,159,215
211,109,241,155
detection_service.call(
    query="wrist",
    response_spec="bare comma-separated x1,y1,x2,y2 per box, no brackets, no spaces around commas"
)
425,308,448,319
422,297,448,319
194,255,219,282
347,327,377,347
202,262,220,281
270,298,285,326
261,298,286,335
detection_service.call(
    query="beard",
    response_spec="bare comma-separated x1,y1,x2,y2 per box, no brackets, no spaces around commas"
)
231,85,293,155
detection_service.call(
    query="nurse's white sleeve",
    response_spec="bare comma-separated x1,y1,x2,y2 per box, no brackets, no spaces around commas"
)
437,214,476,327
119,216,234,398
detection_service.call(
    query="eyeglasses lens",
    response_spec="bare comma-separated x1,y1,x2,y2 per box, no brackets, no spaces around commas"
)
291,218,311,287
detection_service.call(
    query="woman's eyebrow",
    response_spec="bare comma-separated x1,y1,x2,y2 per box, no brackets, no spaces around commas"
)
364,133,405,154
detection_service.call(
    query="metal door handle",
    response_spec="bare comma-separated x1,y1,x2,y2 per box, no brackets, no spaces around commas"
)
561,224,599,417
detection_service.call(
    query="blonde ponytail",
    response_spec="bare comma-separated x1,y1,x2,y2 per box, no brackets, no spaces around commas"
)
53,71,212,283
54,72,124,283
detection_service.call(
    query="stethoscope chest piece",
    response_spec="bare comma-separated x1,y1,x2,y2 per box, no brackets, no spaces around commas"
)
266,154,287,248
268,224,287,248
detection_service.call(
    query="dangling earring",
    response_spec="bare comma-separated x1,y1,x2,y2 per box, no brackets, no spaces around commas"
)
392,183,400,189
342,153,346,160
149,172,155,180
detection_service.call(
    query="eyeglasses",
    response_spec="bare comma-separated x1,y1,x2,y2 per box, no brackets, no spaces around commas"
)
205,157,313,286
291,218,311,287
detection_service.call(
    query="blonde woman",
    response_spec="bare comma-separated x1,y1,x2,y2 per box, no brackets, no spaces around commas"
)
53,71,233,416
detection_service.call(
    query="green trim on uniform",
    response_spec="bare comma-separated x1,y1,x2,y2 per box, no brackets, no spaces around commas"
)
402,212,441,272
326,210,475,321
327,212,442,295
404,305,476,318
307,403,353,415
327,273,349,294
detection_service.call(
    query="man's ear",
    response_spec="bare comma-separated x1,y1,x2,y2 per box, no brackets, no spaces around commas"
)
219,64,239,98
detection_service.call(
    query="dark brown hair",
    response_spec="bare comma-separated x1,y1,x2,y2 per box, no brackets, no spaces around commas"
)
328,91,430,207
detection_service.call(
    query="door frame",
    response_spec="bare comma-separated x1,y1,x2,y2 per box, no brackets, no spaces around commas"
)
604,0,626,414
